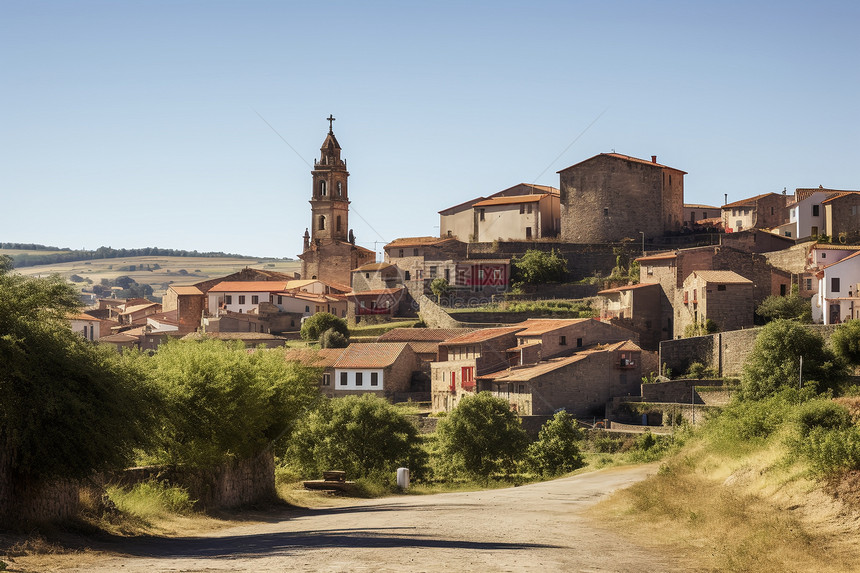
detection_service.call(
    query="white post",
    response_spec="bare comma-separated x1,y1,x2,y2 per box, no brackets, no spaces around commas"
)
396,467,410,490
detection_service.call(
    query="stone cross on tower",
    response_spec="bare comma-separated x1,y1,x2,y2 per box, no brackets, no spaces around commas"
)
327,114,335,134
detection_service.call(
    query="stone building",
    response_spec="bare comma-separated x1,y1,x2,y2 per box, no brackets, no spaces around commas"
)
822,191,860,243
676,270,754,335
298,117,375,286
721,192,789,233
558,153,685,243
597,282,663,350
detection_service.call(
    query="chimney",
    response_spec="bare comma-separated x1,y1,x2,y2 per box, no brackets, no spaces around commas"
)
651,155,657,164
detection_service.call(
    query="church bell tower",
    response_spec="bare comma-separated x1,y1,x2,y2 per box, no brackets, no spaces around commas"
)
309,115,349,243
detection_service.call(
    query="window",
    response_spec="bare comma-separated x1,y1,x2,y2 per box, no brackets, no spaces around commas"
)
780,284,787,296
340,372,347,386
603,207,609,217
370,372,379,386
832,277,841,292
225,295,232,304
336,215,342,232
355,372,363,386
771,207,774,215
520,204,525,214
238,295,246,304
319,215,326,230
479,208,485,221
526,227,532,239
337,181,342,196
445,268,450,281
365,272,370,278
559,335,567,346
518,384,525,393
717,284,726,291
251,295,259,304
320,181,327,196
806,278,813,291
305,305,310,312
399,249,404,257
527,204,533,214
576,338,583,348
404,270,411,280
647,266,653,275
822,252,827,258
323,373,331,386
812,226,819,237
277,295,282,304
702,211,707,218
413,248,419,256
813,204,820,216
429,266,437,278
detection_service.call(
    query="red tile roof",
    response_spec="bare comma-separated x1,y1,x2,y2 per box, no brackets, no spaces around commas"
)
472,194,550,207
333,342,410,369
170,285,204,296
208,281,290,293
559,153,686,174
352,262,396,272
283,348,344,368
441,326,524,345
636,252,677,262
385,236,460,249
688,270,752,284
513,318,591,336
438,196,487,215
821,191,860,204
377,327,475,342
721,192,780,209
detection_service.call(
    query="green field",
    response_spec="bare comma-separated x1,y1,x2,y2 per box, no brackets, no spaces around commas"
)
10,255,302,300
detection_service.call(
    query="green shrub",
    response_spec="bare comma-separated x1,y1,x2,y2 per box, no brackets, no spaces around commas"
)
320,327,348,348
798,426,860,476
792,399,852,437
527,411,585,476
300,312,349,342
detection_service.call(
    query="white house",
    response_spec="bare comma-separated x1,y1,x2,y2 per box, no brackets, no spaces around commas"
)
207,281,289,314
789,189,836,239
69,312,100,341
813,250,860,324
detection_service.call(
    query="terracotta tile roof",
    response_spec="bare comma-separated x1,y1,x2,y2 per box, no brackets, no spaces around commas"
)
182,331,289,342
69,312,99,321
472,194,550,207
441,326,524,345
559,153,687,174
636,252,677,262
684,203,720,209
513,318,591,336
169,285,204,296
147,310,179,324
689,270,752,284
811,244,860,251
377,327,475,342
598,282,661,294
208,281,290,293
323,280,353,294
283,347,344,368
284,279,321,290
333,342,410,369
821,191,860,204
99,333,139,343
119,302,160,315
722,193,781,209
404,341,443,356
385,236,460,249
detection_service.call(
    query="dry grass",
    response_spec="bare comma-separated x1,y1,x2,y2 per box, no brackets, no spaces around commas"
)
592,438,860,572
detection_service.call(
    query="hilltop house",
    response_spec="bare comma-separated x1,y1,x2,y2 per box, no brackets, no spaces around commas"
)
721,192,789,233
812,250,860,324
676,270,755,334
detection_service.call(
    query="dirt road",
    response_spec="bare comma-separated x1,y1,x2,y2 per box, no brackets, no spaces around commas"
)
58,465,692,572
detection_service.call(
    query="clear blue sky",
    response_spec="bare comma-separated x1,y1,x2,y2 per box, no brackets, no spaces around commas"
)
3,1,859,259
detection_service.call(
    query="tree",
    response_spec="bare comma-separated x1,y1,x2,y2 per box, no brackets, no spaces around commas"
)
435,392,529,479
300,312,349,342
741,319,846,400
756,284,812,323
320,327,349,348
527,411,585,476
140,339,320,467
430,277,450,303
511,249,568,287
0,272,157,482
0,254,13,274
830,320,860,367
287,394,426,480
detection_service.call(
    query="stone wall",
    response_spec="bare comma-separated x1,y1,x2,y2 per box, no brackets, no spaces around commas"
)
417,294,465,329
640,379,727,404
660,324,841,379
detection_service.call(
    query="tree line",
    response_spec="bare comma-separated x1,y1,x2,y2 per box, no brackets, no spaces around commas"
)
1,243,286,268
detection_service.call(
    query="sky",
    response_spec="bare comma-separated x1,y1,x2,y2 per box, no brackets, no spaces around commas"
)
3,1,859,260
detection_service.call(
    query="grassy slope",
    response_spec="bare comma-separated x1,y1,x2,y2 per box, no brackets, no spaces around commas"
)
8,255,302,300
592,429,860,572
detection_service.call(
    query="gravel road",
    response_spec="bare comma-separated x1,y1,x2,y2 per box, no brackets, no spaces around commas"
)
61,465,691,573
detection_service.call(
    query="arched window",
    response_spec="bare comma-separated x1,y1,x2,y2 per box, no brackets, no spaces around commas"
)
320,180,327,196
337,182,343,196
319,215,326,230
336,215,342,232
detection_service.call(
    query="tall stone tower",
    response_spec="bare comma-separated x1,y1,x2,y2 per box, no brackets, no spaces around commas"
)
310,115,350,242
299,116,374,287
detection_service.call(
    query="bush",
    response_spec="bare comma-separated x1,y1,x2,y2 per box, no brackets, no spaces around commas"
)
792,399,852,438
686,362,718,379
511,249,568,287
755,284,812,323
527,411,585,476
287,394,427,481
301,312,349,342
435,393,528,479
320,327,348,348
798,426,860,476
107,480,195,518
830,320,860,366
741,320,845,400
140,339,320,468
